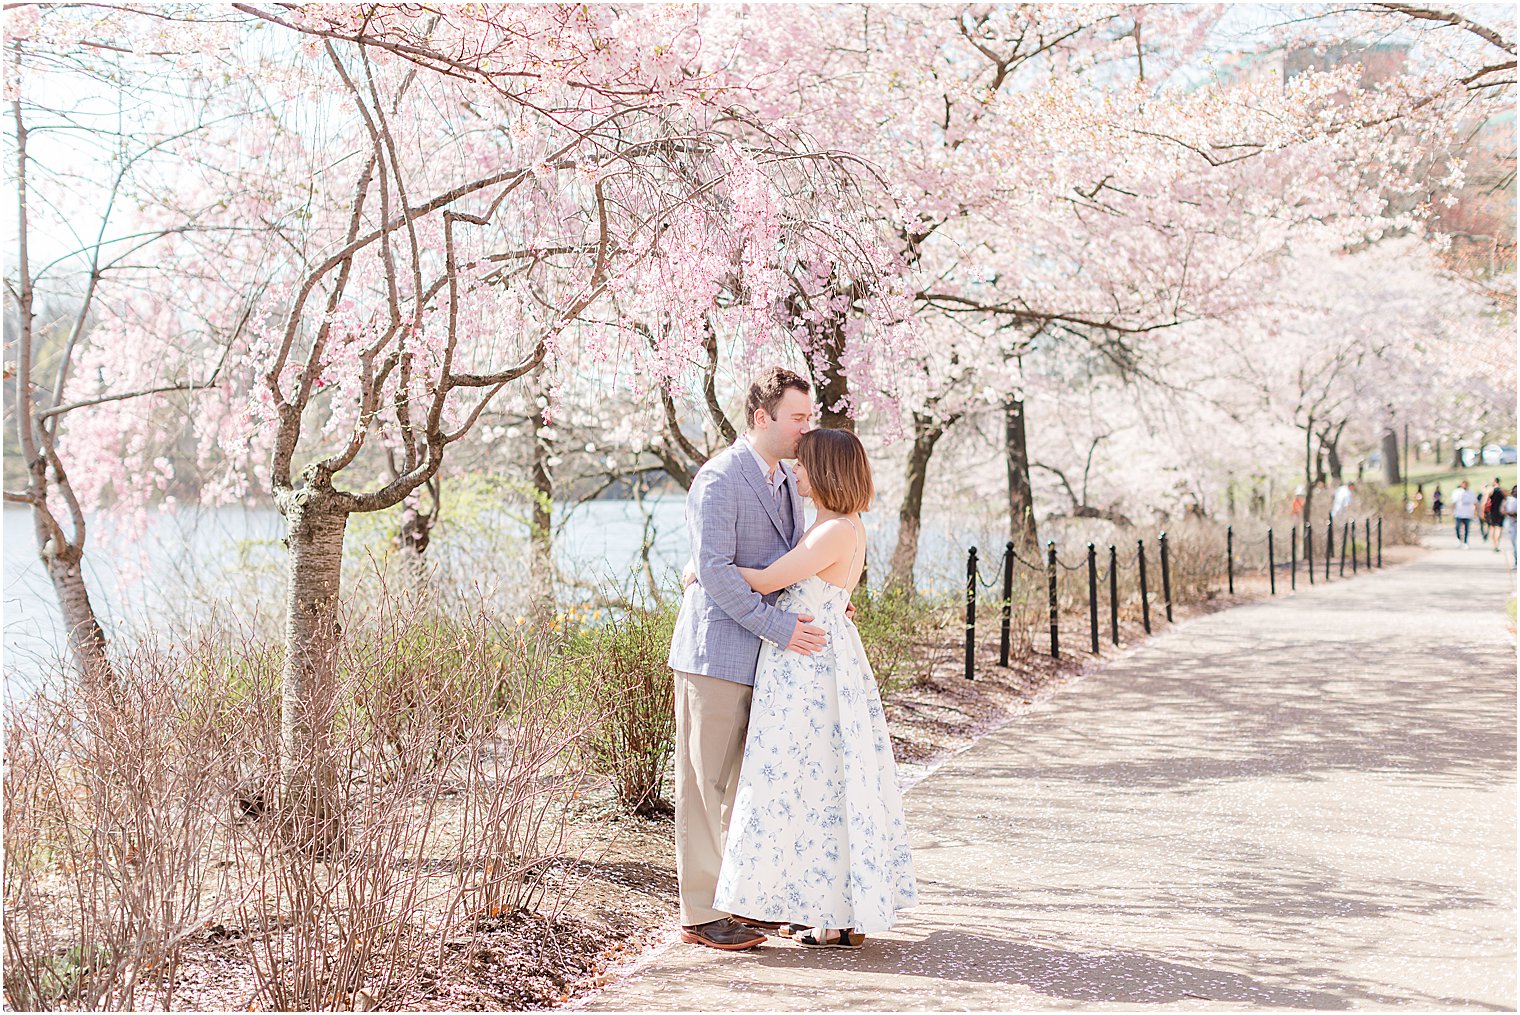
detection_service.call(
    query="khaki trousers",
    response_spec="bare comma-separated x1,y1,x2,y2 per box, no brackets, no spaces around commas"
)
672,669,752,927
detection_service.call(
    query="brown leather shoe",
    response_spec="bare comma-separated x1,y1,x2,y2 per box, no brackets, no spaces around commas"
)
679,917,766,950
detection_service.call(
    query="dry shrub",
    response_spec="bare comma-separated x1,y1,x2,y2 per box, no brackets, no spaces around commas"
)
1379,509,1425,547
4,589,592,1013
3,643,237,1011
227,597,589,1011
968,571,1041,666
342,594,516,776
1158,525,1222,605
562,602,678,817
452,614,593,921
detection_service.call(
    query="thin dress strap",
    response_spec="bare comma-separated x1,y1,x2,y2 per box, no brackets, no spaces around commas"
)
845,515,864,591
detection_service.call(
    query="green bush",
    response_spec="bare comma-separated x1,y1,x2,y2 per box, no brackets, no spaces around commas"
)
851,585,954,698
561,599,679,817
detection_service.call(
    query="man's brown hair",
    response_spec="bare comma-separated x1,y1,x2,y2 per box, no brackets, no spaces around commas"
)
797,428,873,514
744,367,811,429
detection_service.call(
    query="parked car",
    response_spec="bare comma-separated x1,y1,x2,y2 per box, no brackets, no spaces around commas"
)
1501,445,1518,465
1481,443,1505,466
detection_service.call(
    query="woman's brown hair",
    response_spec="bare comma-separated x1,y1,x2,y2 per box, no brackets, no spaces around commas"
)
796,428,873,514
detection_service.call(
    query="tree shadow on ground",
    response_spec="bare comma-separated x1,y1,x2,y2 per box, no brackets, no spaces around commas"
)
965,557,1516,794
727,929,1504,1009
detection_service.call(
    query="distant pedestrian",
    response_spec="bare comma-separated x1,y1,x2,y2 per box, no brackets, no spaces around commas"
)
1478,481,1495,540
1504,486,1517,569
1484,478,1507,552
1407,482,1425,518
1331,481,1355,520
1451,480,1477,545
1291,485,1305,518
1432,486,1444,524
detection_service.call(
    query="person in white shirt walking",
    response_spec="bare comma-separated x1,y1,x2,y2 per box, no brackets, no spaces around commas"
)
1450,480,1479,545
1330,481,1355,520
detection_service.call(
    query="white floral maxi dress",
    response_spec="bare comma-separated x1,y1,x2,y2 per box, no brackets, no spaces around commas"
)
712,575,917,933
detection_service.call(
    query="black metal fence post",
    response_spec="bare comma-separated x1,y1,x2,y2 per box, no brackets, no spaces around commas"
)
1268,528,1276,595
1306,523,1315,585
1226,525,1234,595
1137,539,1152,634
1377,517,1382,567
965,547,977,681
1290,526,1298,590
1364,518,1372,570
1339,521,1349,577
1087,543,1099,654
1351,522,1358,575
1325,516,1333,582
999,542,1013,667
1160,531,1174,622
1046,542,1059,659
1108,544,1119,645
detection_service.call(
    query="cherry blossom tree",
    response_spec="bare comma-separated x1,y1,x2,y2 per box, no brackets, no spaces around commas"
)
204,5,919,798
5,7,921,825
4,10,269,681
823,4,1510,587
711,5,1404,587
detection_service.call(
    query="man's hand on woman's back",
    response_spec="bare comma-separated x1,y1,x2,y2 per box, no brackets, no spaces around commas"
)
786,613,827,655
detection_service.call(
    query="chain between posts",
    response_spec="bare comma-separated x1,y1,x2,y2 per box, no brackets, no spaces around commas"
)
959,514,1384,679
974,547,1007,590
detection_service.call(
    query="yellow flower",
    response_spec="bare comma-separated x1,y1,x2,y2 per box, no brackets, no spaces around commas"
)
515,616,526,626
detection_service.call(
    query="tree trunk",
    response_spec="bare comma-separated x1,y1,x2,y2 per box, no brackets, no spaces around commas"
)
1302,423,1316,524
1326,436,1343,484
13,97,114,687
886,413,952,594
529,380,554,620
279,496,348,853
807,321,853,433
396,506,434,586
394,476,438,590
1004,396,1039,556
632,474,661,602
1381,429,1401,486
42,541,112,683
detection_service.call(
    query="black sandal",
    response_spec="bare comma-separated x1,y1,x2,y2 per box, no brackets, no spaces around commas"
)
790,926,865,949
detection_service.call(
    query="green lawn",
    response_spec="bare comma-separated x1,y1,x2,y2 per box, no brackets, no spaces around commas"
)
1386,458,1517,494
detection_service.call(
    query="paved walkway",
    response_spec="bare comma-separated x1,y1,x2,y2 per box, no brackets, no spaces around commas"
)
582,531,1516,1011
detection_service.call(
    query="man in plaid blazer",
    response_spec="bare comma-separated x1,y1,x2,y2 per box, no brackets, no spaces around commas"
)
667,366,828,950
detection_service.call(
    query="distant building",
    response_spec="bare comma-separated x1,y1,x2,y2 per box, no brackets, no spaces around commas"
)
1211,42,1409,93
1284,42,1409,88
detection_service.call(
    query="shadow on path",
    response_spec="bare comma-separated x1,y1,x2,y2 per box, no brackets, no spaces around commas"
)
581,535,1516,1011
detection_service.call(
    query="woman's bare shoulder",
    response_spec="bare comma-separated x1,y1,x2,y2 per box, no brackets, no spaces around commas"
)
804,516,857,544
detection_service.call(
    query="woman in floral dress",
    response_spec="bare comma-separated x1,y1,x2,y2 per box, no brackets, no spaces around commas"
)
712,428,916,949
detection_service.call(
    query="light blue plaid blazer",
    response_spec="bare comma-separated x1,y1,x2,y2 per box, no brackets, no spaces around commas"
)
667,439,805,685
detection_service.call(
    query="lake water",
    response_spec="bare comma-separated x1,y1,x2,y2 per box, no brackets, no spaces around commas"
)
4,500,984,691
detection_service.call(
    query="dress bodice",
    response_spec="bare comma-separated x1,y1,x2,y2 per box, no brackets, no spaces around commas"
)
776,575,854,622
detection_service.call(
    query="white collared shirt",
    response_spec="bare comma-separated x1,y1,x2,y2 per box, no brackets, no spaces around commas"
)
740,436,787,504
